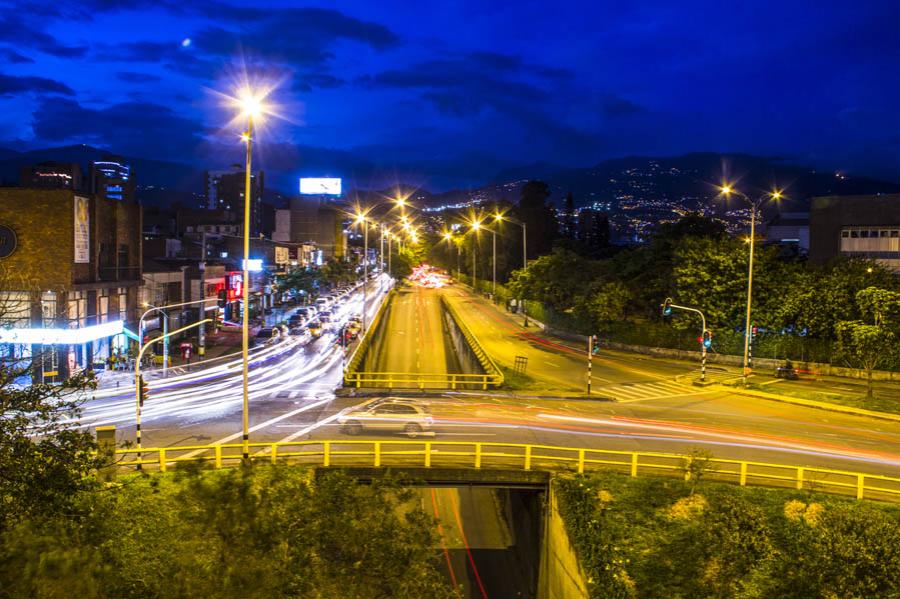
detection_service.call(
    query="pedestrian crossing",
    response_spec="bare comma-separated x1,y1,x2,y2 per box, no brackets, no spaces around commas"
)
598,380,713,402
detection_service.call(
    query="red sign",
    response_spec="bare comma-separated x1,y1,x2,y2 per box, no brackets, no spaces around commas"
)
227,273,243,301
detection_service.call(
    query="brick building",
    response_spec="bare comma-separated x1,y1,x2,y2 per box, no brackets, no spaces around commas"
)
0,188,142,380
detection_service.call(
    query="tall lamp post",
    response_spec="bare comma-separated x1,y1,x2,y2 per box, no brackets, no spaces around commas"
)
719,185,782,386
353,213,369,334
495,213,528,325
470,220,482,293
236,89,264,460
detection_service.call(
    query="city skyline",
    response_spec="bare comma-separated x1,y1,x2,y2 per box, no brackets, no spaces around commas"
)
0,1,898,191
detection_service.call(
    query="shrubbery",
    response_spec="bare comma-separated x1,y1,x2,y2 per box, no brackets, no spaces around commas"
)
556,471,900,598
0,465,457,598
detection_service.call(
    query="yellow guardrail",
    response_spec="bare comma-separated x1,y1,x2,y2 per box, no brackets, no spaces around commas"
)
113,440,900,503
439,294,504,387
343,371,499,390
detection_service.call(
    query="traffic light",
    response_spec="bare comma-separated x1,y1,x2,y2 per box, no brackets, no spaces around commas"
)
217,289,227,308
661,297,673,317
591,334,600,355
702,330,712,348
138,374,150,408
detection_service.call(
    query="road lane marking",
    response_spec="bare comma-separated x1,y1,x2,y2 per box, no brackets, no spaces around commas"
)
174,399,333,460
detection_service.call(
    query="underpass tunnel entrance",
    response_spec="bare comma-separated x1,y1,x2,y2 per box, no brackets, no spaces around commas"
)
418,486,543,599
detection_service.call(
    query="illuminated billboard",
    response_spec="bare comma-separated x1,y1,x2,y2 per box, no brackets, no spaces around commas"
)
300,177,342,196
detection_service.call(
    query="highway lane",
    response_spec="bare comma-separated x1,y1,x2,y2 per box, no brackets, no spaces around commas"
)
74,276,392,449
364,284,459,380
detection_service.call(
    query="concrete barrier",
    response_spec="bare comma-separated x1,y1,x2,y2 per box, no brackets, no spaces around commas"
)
538,485,590,599
440,294,504,388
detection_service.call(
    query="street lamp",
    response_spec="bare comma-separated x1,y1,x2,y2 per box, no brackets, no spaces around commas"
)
719,184,783,386
495,213,529,325
236,87,267,460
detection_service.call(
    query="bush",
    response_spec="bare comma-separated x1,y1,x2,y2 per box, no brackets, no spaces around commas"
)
555,471,900,598
0,465,457,598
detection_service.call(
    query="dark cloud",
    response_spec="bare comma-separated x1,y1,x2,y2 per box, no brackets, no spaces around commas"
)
0,15,88,57
31,98,205,158
0,73,74,97
115,71,162,83
0,48,35,63
598,95,646,118
294,73,345,93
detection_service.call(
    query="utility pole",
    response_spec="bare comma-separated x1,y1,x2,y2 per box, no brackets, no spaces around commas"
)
587,335,595,395
492,228,496,299
198,230,207,358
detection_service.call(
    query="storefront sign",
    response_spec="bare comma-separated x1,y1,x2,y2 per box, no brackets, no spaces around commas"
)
74,196,90,263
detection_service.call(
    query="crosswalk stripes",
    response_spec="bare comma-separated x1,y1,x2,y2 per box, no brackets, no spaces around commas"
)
601,380,708,402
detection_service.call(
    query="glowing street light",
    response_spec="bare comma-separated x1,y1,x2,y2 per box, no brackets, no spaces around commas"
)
719,184,784,385
494,211,530,325
234,86,269,461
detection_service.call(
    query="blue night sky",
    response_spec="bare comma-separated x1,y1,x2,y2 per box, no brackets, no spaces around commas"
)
0,0,898,191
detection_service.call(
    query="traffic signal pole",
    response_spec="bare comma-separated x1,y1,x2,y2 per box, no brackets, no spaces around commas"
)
661,298,709,383
133,319,211,470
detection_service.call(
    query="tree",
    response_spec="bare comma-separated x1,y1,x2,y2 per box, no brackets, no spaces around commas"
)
508,248,599,312
319,258,357,287
0,466,458,598
0,362,102,532
777,259,896,340
588,282,630,326
833,285,899,397
516,180,558,259
276,267,319,298
835,321,897,397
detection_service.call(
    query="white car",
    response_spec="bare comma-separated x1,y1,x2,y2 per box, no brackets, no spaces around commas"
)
338,400,433,437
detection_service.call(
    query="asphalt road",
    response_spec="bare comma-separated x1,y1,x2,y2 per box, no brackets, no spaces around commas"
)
364,285,457,376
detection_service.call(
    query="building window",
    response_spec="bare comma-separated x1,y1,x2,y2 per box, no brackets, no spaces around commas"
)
850,230,859,238
841,231,849,238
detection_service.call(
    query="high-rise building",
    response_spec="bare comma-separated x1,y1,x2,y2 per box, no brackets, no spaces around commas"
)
91,156,133,202
272,197,345,259
204,167,264,236
19,162,83,190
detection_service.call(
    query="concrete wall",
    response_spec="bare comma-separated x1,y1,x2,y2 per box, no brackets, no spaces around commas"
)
442,308,486,379
538,486,589,599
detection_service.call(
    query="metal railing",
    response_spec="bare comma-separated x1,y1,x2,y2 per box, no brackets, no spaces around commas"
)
113,440,900,503
343,371,500,390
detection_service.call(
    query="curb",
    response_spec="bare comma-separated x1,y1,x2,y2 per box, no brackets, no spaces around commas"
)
720,385,900,423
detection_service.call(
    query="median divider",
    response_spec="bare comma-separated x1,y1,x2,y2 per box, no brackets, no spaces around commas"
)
344,288,396,379
111,439,900,504
439,293,504,388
